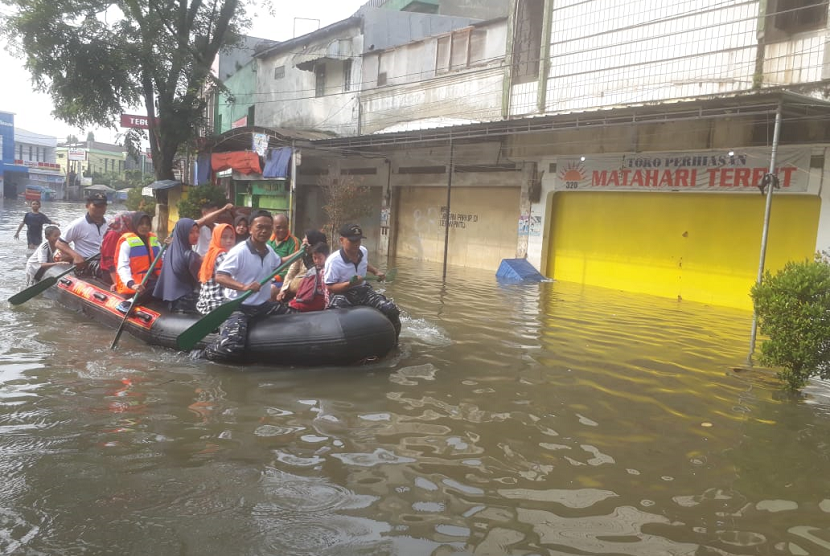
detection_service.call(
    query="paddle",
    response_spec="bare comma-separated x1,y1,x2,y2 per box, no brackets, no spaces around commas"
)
110,243,168,350
8,253,101,306
176,249,306,351
350,268,397,285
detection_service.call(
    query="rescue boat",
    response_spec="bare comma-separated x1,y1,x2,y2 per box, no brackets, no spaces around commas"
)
47,270,397,366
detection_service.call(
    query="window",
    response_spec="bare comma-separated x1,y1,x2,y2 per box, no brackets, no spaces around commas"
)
119,160,124,173
436,28,488,74
768,0,828,37
378,53,390,86
315,64,326,97
18,144,22,160
274,65,285,79
512,0,544,84
247,105,255,126
29,145,33,160
343,60,352,92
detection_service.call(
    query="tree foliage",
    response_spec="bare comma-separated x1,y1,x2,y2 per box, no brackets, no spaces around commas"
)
1,0,250,180
126,186,156,216
177,183,228,220
319,174,375,245
751,257,830,390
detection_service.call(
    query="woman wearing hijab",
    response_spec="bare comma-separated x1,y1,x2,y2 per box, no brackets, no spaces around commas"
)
233,214,250,244
113,212,162,311
100,211,134,288
275,229,327,302
152,218,202,313
196,223,235,314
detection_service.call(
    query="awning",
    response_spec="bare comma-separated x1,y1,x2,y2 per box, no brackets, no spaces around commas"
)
85,184,116,192
142,179,182,197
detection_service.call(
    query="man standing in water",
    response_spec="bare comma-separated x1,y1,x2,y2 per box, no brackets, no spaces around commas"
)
13,200,55,249
56,192,109,273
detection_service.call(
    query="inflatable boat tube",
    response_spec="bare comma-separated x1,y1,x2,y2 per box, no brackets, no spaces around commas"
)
47,270,397,366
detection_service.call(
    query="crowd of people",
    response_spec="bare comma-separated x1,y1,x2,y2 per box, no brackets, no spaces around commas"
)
16,193,401,361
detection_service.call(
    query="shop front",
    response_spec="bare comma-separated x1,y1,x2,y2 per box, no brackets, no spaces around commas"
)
545,147,821,310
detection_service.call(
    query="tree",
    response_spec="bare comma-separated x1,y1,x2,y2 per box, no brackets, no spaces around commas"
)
86,131,95,142
319,174,375,245
66,134,78,145
177,183,228,219
750,257,830,390
1,0,249,180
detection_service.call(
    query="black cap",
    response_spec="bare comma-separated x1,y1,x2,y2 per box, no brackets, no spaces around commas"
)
86,192,108,205
339,223,365,241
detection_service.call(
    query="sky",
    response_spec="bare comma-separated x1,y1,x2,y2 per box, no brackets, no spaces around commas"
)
0,0,368,143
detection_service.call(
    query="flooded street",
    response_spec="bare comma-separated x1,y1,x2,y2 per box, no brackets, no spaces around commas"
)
2,198,830,555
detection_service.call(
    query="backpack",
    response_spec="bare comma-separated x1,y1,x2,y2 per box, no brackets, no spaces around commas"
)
289,267,327,312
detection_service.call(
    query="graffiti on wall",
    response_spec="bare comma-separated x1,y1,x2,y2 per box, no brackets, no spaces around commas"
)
440,207,479,229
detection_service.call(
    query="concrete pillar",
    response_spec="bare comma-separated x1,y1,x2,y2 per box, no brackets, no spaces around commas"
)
516,162,536,258
378,160,392,263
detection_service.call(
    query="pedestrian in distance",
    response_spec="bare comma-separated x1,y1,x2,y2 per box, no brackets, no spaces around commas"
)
14,200,55,249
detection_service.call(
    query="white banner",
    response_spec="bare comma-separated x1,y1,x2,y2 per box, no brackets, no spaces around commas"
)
555,147,811,193
68,148,87,161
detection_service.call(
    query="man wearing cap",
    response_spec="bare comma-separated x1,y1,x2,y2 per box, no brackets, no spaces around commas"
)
56,192,109,273
324,223,401,339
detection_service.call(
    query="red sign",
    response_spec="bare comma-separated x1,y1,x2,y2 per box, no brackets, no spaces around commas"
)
14,160,61,170
232,116,248,129
120,114,159,129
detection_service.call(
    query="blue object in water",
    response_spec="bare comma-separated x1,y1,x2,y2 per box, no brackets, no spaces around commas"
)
496,259,547,282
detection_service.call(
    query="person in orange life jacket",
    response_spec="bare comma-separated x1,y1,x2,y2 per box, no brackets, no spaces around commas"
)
286,242,330,313
267,213,300,299
196,223,235,314
276,229,328,302
100,211,134,288
324,223,401,339
114,212,162,312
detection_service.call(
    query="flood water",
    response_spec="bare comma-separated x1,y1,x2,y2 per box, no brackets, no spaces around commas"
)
2,198,830,555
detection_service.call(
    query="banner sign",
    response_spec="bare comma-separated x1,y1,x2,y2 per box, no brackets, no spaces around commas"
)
555,147,811,193
120,114,159,129
68,148,87,161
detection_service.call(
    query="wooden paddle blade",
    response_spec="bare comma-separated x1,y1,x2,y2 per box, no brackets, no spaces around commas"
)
176,297,245,351
7,276,58,305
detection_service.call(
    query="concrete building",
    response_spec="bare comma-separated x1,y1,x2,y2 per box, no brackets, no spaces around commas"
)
12,128,63,198
313,0,830,312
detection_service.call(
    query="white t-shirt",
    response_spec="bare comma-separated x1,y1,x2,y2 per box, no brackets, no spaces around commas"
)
195,225,212,256
216,239,281,306
323,246,368,286
60,213,108,258
26,240,55,281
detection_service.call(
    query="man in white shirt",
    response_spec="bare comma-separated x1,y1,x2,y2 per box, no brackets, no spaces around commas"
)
324,223,401,339
56,192,109,275
203,209,292,362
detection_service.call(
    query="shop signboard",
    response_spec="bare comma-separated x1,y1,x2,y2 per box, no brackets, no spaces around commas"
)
68,148,87,161
555,147,811,193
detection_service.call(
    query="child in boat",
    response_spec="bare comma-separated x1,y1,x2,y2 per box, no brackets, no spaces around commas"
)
196,223,235,314
25,225,68,284
14,200,56,249
287,242,330,313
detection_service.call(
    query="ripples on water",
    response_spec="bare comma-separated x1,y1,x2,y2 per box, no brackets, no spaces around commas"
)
2,199,830,555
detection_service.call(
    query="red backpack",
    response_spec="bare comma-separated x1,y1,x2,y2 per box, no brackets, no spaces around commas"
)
289,267,327,312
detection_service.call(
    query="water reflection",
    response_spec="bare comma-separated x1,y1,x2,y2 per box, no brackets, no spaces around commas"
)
2,199,830,554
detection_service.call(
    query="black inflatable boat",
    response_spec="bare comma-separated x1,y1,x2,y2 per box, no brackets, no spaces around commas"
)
47,270,397,366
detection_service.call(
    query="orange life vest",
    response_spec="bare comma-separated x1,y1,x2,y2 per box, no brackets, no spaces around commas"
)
114,232,162,294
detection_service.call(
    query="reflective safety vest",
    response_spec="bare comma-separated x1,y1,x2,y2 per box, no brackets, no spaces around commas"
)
114,232,162,294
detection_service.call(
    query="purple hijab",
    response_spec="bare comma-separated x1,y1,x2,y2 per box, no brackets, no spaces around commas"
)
152,218,201,302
